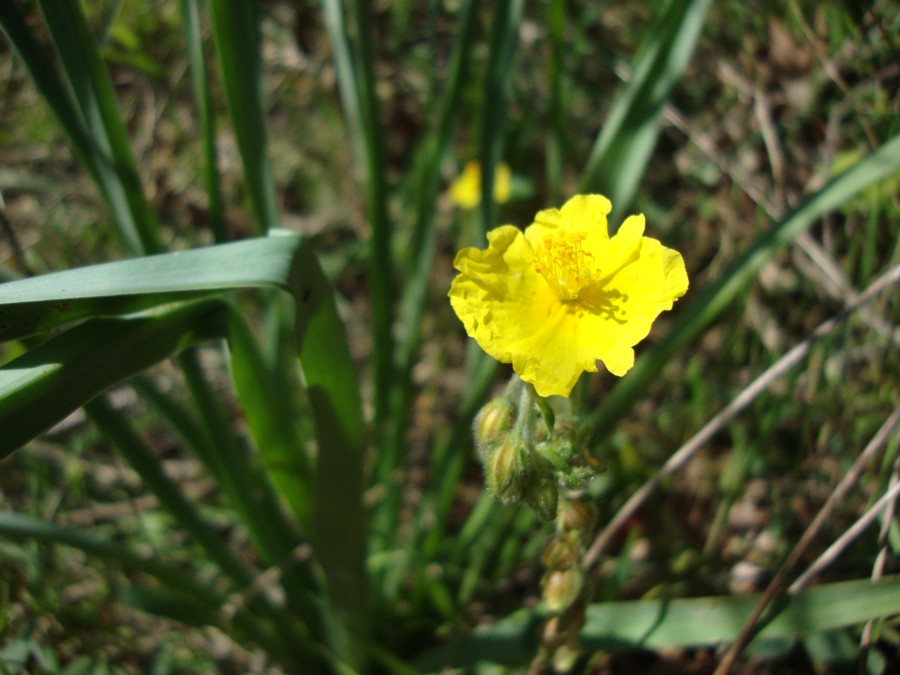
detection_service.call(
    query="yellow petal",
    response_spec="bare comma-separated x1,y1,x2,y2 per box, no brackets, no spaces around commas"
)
449,161,481,209
526,194,611,248
449,161,513,209
448,194,688,397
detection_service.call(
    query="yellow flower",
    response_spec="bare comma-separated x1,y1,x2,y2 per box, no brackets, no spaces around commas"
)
449,161,512,209
448,194,688,397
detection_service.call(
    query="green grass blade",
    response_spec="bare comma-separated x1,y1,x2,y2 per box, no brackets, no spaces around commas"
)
175,346,332,648
36,0,164,255
0,511,295,665
84,395,314,661
322,0,394,427
0,232,368,660
225,308,313,529
375,0,478,553
585,132,900,438
0,231,308,341
546,0,567,204
414,576,900,667
0,5,98,196
0,3,159,256
577,0,713,225
0,300,226,460
207,0,276,232
181,0,227,242
290,243,369,664
477,0,524,243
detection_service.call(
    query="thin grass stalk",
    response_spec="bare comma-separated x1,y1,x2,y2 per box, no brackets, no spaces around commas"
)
584,132,900,440
181,0,227,242
477,0,524,244
37,0,164,255
176,348,331,645
322,0,394,429
0,2,163,256
0,511,291,662
84,396,315,661
375,0,478,554
207,0,276,233
714,409,900,675
585,263,900,568
577,0,713,224
546,0,567,204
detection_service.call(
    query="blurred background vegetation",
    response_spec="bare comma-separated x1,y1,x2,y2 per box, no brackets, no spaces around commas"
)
0,0,898,672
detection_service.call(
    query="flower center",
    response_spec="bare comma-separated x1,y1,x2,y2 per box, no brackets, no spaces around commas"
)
529,231,600,302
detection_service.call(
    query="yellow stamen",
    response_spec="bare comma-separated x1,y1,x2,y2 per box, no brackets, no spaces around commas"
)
529,231,600,301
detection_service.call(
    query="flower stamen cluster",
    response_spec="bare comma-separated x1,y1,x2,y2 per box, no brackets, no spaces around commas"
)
528,231,601,302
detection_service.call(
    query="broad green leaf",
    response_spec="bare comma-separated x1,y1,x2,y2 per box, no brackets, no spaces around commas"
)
0,300,225,459
0,231,309,341
0,232,368,661
414,576,900,668
225,308,313,529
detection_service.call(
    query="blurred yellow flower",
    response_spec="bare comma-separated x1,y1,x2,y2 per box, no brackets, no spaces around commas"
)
448,195,688,397
449,161,512,209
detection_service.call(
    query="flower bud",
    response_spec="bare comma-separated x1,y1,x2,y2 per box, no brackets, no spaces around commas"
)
559,498,598,536
542,568,584,613
486,435,530,502
526,477,559,522
473,397,516,462
541,532,582,570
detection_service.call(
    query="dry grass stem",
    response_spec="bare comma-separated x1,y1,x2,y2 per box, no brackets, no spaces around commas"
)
712,408,900,674
585,265,900,570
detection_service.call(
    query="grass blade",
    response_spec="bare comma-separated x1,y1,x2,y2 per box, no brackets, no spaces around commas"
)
0,300,226,459
585,132,900,438
181,0,227,242
375,0,478,553
36,0,164,255
0,3,161,255
0,511,296,665
322,0,394,427
577,0,714,225
546,0,568,204
414,576,900,667
226,307,313,529
477,0,524,243
0,232,368,661
207,0,277,232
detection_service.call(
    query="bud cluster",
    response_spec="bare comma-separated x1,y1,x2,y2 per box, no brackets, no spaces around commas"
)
473,383,600,522
537,496,598,672
474,380,603,672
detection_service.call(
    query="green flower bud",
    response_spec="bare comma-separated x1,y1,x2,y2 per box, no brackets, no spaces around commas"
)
542,568,584,613
486,434,530,502
541,532,582,570
525,477,559,522
473,397,516,462
559,498,598,536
